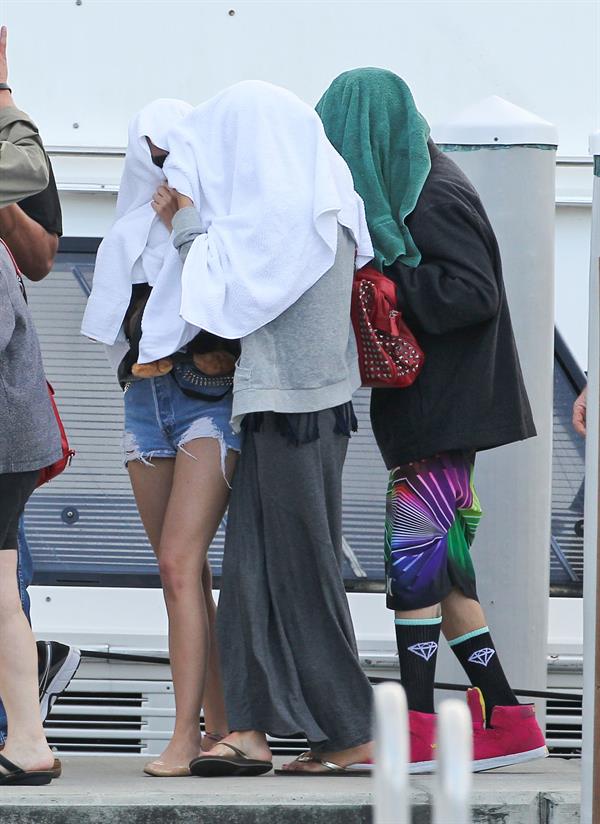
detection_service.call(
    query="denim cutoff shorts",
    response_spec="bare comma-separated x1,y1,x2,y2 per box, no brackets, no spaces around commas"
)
123,365,240,476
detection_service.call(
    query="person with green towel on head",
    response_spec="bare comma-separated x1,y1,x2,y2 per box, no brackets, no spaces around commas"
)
314,68,547,774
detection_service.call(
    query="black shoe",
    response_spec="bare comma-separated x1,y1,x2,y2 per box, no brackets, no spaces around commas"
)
37,641,81,723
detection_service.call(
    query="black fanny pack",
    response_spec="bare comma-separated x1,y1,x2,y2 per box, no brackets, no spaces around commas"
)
169,360,233,403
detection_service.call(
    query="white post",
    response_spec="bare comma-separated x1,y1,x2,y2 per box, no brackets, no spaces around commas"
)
581,131,600,824
432,97,557,713
434,699,473,824
373,682,410,824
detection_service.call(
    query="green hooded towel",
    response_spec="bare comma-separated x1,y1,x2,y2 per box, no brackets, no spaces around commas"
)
316,67,431,270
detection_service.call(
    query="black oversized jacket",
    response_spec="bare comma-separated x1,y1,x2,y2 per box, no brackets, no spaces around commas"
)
370,143,536,469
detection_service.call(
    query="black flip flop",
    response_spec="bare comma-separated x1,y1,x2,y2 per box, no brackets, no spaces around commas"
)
189,742,273,777
0,753,55,786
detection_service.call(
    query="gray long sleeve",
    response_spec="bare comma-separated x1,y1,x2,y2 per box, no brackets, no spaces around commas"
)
172,206,204,262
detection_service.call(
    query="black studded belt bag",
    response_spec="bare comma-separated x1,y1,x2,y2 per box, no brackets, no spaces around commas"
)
169,360,233,403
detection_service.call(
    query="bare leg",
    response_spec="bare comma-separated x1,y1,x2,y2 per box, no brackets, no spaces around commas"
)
201,563,228,743
397,606,441,621
127,458,203,764
128,449,234,767
156,442,234,766
128,457,175,548
441,588,487,639
0,551,54,773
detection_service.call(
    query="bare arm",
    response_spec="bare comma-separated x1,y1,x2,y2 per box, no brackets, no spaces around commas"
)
0,203,58,280
573,386,587,437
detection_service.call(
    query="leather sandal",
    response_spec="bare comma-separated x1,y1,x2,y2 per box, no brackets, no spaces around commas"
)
189,742,273,777
0,745,60,778
0,753,55,786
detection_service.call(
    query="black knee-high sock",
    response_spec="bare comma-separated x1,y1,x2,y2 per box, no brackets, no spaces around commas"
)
395,617,441,714
449,627,519,724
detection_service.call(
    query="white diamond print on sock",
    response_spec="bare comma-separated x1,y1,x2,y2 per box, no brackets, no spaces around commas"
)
468,647,496,667
407,641,438,662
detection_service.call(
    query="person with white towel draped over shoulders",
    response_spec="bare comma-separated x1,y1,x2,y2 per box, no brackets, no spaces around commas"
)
163,80,375,777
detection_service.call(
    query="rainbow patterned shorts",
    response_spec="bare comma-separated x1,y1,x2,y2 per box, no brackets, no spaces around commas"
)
384,451,482,611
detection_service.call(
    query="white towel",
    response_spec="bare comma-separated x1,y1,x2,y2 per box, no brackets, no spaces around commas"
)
81,98,199,364
164,81,373,340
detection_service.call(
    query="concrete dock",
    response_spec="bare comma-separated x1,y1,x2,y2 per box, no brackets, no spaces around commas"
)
0,756,580,823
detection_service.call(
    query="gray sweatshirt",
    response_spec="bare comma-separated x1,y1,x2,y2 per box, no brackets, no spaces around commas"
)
0,241,61,473
172,207,360,430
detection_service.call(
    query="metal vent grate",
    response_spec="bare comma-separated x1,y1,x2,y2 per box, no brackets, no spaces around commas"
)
44,676,310,757
45,689,144,754
546,696,582,757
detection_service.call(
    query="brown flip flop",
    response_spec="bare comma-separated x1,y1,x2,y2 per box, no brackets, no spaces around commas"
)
189,742,273,777
0,746,61,778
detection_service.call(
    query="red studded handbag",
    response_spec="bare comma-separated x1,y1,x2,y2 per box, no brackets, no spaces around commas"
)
351,265,424,388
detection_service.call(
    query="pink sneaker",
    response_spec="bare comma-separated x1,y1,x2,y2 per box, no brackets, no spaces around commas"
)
466,687,548,771
408,710,437,774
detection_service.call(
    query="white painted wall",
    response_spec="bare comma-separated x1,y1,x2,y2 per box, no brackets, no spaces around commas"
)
5,0,599,154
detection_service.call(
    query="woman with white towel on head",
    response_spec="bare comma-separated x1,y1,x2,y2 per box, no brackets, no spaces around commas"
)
81,99,240,777
164,80,375,777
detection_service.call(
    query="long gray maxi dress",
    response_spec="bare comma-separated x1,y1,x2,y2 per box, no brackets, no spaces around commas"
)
173,214,373,752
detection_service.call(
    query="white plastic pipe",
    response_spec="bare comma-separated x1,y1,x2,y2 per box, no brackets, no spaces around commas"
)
581,131,600,824
373,682,410,824
433,699,473,824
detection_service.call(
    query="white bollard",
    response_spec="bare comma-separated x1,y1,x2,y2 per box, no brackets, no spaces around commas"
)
581,130,600,824
433,699,473,824
373,682,410,824
433,96,557,717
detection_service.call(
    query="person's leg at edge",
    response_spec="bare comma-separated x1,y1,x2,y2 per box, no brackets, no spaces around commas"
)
128,443,235,768
0,550,53,774
200,561,228,745
441,588,518,724
0,517,34,745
